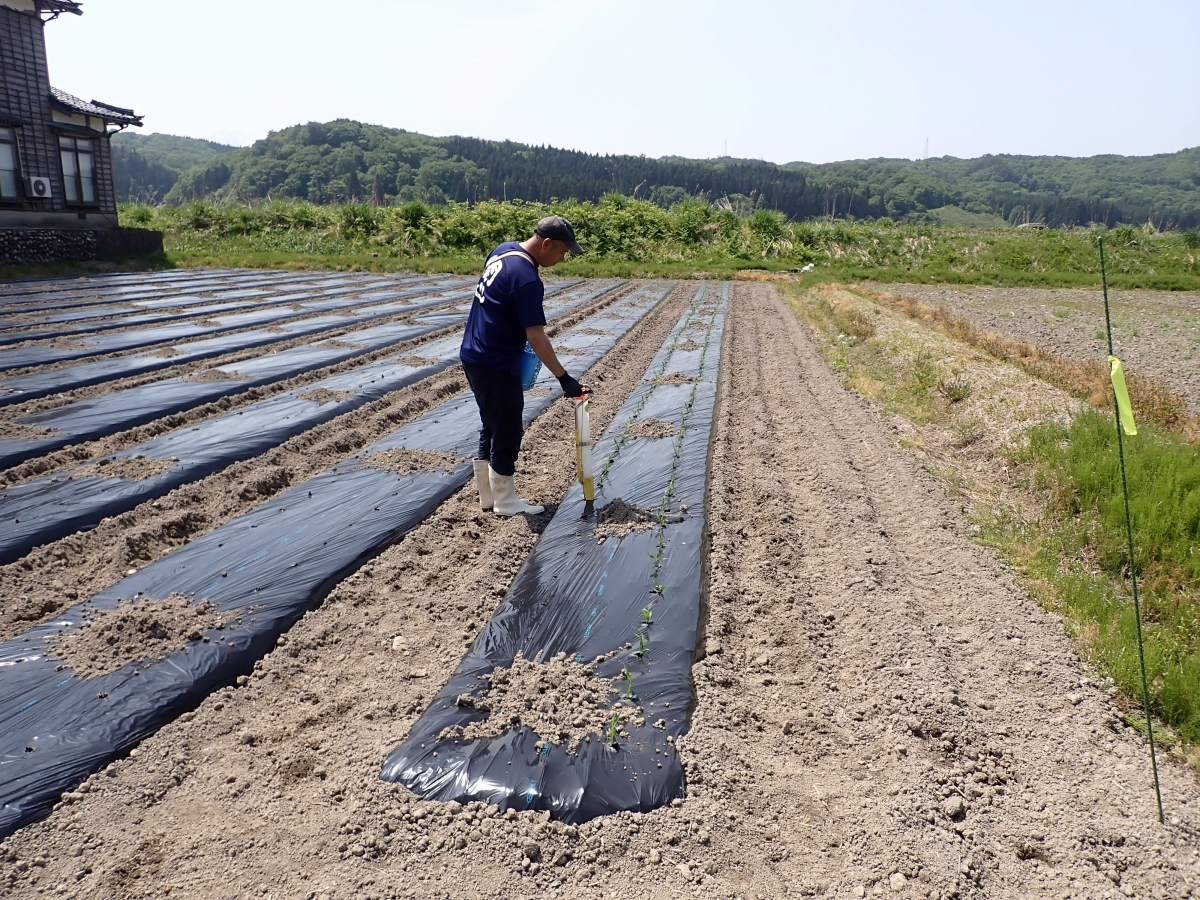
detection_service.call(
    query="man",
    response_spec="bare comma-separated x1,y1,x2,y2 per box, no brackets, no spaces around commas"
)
459,215,587,516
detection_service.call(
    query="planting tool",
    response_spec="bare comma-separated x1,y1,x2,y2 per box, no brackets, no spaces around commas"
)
574,388,595,515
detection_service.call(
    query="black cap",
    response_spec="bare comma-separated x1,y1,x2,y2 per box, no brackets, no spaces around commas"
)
535,215,584,255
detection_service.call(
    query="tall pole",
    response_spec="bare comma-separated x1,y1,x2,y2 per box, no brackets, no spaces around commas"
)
1099,236,1164,823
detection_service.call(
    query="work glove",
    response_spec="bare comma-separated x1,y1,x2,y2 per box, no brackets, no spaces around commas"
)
556,372,586,398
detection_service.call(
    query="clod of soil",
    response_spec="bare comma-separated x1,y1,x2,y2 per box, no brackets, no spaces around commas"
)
574,327,612,336
627,417,677,440
297,388,355,405
184,369,250,382
649,371,695,385
312,339,365,350
441,651,633,753
0,422,57,440
525,387,553,397
675,339,703,351
555,347,587,355
393,355,440,367
148,347,183,358
48,337,89,349
72,456,179,481
594,498,659,540
49,594,237,679
361,447,463,474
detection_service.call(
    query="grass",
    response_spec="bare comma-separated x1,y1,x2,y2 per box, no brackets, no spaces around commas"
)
113,199,1200,290
786,282,1200,762
12,199,1196,288
989,412,1200,745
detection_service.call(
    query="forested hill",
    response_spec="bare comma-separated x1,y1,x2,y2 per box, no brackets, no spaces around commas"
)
122,120,1198,228
112,132,239,204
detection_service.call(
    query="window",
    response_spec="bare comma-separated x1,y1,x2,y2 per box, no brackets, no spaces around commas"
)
59,136,96,204
0,128,19,199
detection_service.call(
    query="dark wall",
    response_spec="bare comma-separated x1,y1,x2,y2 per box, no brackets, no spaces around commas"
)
0,5,118,220
0,6,60,212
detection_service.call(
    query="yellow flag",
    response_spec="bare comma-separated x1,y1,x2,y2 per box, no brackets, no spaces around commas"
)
1109,356,1137,436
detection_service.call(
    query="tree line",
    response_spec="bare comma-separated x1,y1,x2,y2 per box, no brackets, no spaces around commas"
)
112,121,1200,228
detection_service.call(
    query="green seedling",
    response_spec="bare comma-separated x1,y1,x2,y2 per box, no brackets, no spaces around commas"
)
623,665,634,697
642,604,655,623
607,710,621,747
636,631,648,657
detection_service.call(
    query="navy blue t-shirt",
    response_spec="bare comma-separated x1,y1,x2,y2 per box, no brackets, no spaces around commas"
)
459,242,546,370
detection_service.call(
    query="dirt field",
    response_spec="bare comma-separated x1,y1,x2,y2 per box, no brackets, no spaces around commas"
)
877,284,1200,414
1,275,1199,899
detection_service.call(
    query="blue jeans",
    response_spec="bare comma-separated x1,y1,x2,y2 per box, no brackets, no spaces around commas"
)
462,360,523,477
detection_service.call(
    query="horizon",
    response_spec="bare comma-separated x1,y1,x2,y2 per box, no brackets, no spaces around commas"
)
46,0,1200,166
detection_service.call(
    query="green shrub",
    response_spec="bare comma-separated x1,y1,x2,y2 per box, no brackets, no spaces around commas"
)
116,198,1200,288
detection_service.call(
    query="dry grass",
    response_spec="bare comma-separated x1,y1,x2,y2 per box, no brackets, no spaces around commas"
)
862,287,1199,441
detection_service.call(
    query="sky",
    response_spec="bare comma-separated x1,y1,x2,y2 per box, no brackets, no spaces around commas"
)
43,0,1200,164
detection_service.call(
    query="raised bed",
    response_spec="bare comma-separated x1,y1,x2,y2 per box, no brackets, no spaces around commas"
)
0,278,475,372
0,269,338,308
380,283,729,822
0,275,444,344
0,279,625,563
0,282,673,839
0,288,484,470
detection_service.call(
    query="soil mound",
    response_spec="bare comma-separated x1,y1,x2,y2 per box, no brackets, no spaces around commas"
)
297,388,355,405
362,447,461,474
0,422,57,440
185,369,249,382
312,339,364,350
649,371,694,386
441,652,632,753
675,339,703,352
48,337,88,349
49,594,238,679
72,456,179,481
627,417,677,440
393,355,440,367
148,347,182,358
594,498,659,540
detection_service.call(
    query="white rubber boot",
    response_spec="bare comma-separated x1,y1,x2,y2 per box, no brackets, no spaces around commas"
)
473,460,493,511
489,468,544,516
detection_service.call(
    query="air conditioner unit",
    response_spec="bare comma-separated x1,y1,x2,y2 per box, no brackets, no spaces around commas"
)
27,176,52,198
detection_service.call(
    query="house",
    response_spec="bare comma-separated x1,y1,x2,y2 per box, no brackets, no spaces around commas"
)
0,0,160,262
